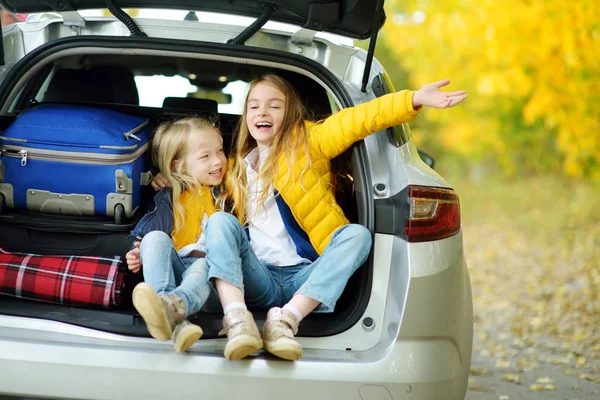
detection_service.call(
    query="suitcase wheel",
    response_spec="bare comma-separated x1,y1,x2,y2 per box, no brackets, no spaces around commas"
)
114,203,125,225
0,193,4,215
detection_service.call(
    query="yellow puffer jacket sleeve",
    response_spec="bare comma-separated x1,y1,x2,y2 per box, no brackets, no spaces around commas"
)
308,90,420,159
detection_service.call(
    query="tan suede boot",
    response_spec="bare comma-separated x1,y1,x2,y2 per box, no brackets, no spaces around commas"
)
172,319,203,352
262,307,303,361
132,282,186,341
219,308,263,360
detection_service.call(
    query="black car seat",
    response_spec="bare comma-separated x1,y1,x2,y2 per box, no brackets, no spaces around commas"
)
43,66,139,105
162,97,218,114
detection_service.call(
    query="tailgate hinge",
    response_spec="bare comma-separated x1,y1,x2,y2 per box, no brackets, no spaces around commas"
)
291,28,317,46
61,11,85,33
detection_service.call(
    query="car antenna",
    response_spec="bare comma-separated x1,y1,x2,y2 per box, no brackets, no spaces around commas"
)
361,0,385,93
227,3,277,45
106,0,147,37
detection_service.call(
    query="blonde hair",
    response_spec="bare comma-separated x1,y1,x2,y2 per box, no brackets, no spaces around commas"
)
226,74,312,222
152,117,224,234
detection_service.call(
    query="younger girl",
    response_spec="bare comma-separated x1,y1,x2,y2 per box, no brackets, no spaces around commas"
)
126,117,228,352
204,74,467,361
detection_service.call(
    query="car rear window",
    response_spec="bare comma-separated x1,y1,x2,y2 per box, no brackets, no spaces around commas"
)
134,74,249,115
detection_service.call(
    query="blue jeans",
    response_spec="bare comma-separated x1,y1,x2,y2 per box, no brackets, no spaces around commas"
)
140,231,216,317
204,212,372,313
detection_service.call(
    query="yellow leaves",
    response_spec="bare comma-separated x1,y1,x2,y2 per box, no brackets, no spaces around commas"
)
470,367,492,376
476,74,505,96
468,377,493,392
529,377,556,391
523,86,558,125
579,374,600,384
536,377,553,384
517,358,538,371
529,383,557,391
440,123,477,155
477,332,489,342
547,357,571,366
462,176,600,394
382,0,600,179
477,69,533,98
555,113,600,178
503,374,521,384
564,157,584,178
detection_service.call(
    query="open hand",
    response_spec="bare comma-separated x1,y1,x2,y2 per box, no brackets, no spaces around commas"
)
412,79,467,109
126,241,142,273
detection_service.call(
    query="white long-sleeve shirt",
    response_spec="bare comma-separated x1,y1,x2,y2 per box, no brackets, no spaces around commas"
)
245,148,310,266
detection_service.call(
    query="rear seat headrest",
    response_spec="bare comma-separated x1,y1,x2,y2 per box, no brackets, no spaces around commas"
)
43,66,139,105
162,97,218,114
275,71,332,120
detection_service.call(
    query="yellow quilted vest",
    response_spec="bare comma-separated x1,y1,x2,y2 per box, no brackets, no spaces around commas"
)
274,90,420,254
171,186,217,252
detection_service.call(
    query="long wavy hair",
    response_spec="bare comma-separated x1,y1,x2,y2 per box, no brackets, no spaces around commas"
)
152,117,225,234
225,74,313,223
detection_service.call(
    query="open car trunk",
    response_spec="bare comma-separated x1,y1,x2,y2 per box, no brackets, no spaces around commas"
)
0,0,385,40
0,35,373,339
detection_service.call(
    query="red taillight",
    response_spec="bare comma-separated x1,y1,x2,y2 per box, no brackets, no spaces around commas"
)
405,186,461,242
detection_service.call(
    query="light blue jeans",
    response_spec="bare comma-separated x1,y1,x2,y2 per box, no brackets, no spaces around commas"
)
204,212,372,312
140,231,216,317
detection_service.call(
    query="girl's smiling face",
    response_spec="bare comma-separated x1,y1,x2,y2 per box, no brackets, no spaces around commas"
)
245,82,286,153
183,128,227,186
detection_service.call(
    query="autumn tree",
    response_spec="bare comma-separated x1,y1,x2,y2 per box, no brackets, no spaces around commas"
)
382,0,600,179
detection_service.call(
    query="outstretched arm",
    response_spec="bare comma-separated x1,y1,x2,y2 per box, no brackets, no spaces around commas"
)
412,79,467,109
309,89,420,159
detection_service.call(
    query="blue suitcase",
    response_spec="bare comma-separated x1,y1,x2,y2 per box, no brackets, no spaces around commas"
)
0,104,152,224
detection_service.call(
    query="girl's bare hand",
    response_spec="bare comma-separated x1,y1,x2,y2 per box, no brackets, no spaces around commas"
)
126,241,142,273
151,172,170,191
412,79,468,109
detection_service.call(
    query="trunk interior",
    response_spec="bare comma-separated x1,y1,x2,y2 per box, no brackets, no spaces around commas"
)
0,52,372,339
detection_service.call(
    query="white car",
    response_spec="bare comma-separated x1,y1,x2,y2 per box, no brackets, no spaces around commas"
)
0,1,473,399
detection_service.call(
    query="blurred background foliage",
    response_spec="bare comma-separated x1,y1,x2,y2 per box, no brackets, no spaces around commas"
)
366,0,599,182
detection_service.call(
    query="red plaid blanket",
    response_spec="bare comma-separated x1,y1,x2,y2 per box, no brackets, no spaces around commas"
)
0,248,125,309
